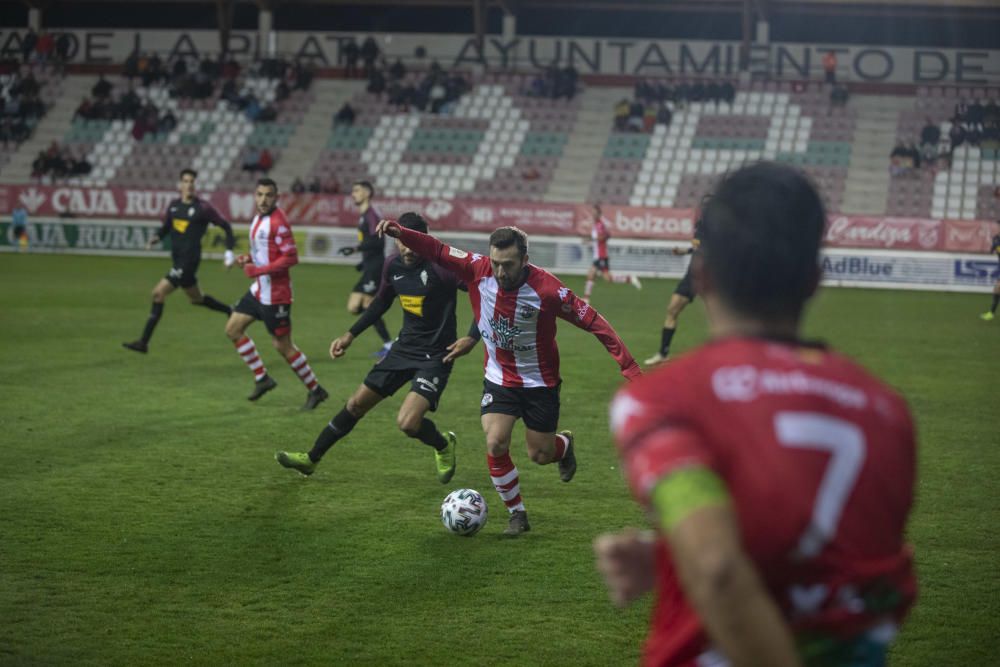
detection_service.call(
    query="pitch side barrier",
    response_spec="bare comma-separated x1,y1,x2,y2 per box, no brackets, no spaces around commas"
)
3,218,995,294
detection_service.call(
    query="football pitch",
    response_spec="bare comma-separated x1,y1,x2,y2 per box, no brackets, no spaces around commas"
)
1,254,996,665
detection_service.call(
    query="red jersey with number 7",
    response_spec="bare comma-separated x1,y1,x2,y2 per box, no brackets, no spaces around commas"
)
610,336,917,667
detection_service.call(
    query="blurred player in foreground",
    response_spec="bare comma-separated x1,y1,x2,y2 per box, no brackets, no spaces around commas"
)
597,163,917,666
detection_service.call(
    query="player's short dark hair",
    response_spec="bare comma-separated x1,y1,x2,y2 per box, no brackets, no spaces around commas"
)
179,168,197,180
398,212,428,233
353,180,375,198
256,177,278,193
489,226,528,258
699,162,825,321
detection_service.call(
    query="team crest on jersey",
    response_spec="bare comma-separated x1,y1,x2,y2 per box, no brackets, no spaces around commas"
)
481,393,493,407
420,269,428,286
488,315,523,350
188,206,195,217
519,305,536,319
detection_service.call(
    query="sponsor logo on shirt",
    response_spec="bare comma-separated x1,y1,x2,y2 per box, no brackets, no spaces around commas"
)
172,218,190,233
487,315,534,351
400,294,425,317
711,365,867,408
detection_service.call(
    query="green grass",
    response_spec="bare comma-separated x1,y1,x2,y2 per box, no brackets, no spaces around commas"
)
0,254,996,665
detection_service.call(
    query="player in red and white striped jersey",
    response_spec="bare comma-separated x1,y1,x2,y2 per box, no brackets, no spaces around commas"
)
224,178,328,410
582,204,642,304
377,220,642,536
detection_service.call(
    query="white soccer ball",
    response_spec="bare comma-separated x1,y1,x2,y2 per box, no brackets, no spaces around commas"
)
441,488,488,536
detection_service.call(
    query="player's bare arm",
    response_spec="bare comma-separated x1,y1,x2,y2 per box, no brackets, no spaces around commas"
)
669,504,801,667
593,529,657,607
442,336,476,363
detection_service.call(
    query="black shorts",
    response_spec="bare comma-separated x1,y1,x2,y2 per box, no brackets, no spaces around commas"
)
165,257,200,288
353,260,383,295
233,290,292,337
592,258,610,271
363,348,452,410
480,379,561,433
674,267,696,301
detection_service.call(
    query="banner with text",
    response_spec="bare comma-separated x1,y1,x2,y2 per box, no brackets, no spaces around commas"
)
0,185,993,252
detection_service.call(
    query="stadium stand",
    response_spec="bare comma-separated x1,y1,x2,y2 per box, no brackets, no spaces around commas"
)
0,65,64,176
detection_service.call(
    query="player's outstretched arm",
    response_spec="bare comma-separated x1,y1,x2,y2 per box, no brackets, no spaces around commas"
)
376,219,480,281
556,288,641,379
443,320,482,363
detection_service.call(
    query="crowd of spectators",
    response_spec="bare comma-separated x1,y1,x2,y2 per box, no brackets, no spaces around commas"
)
522,65,578,100
0,65,47,146
366,57,470,115
31,140,91,180
613,78,736,133
891,99,1000,177
18,29,72,70
241,147,274,174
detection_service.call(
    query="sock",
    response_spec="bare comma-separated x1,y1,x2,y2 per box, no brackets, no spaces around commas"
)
583,279,594,300
287,350,319,391
140,302,164,344
488,452,525,513
610,274,630,284
235,335,267,381
414,417,447,450
198,294,231,314
553,433,570,461
373,317,391,344
992,294,999,314
660,327,676,356
308,408,360,462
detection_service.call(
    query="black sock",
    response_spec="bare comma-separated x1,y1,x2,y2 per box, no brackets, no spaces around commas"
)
373,318,391,344
414,417,447,451
660,327,676,356
198,295,231,314
992,294,999,314
141,302,164,344
308,407,360,462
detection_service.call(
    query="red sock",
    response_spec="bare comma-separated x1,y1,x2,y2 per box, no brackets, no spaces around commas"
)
488,452,525,513
287,350,319,391
235,336,267,381
553,433,569,460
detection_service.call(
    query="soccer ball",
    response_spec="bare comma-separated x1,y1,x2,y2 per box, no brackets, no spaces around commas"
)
441,488,488,536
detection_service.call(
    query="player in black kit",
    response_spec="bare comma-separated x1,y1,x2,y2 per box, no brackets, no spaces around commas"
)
980,217,1000,322
339,180,393,357
644,208,705,366
276,213,480,481
123,168,236,353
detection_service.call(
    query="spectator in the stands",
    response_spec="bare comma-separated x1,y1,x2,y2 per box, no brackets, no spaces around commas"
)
291,177,306,194
172,56,188,79
308,177,321,193
117,86,141,119
35,31,54,64
92,75,112,100
258,148,273,173
627,100,644,132
705,80,722,106
429,79,447,113
949,122,966,151
984,99,1000,125
275,79,290,102
642,106,656,133
954,98,969,123
322,177,340,194
720,80,736,106
656,103,672,127
343,40,360,77
159,109,177,134
389,58,406,81
367,68,386,96
822,51,837,84
526,74,546,98
558,65,578,100
55,33,71,67
890,142,911,177
124,52,139,81
360,37,379,77
614,98,630,132
830,83,849,108
74,97,94,121
244,93,261,121
920,118,941,147
334,102,356,127
21,29,37,64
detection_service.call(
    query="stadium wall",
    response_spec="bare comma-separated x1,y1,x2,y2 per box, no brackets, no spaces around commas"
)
3,217,995,293
1,29,998,84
